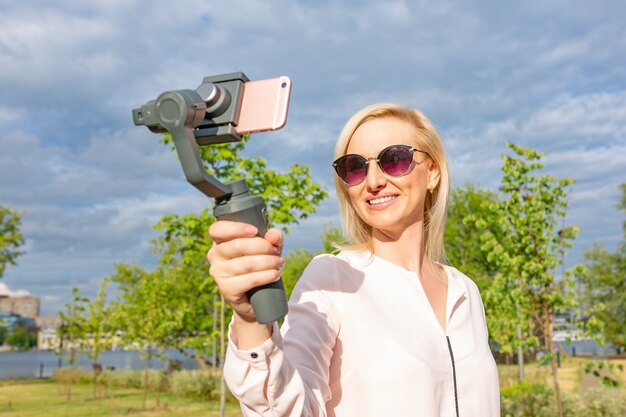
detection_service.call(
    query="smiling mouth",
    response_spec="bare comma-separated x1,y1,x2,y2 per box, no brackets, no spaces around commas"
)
367,195,397,205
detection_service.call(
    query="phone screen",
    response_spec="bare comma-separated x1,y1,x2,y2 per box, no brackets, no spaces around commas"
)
235,76,291,134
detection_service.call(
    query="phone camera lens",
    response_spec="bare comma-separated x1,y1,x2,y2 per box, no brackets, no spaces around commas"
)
281,82,287,88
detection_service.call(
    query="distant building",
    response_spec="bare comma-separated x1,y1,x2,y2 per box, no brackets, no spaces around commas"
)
0,310,37,335
0,295,40,319
35,316,62,351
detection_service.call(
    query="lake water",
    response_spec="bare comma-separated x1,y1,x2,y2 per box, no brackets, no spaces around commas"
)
2,341,614,380
0,350,202,379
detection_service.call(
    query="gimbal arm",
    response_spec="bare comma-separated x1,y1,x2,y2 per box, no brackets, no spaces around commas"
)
132,73,288,324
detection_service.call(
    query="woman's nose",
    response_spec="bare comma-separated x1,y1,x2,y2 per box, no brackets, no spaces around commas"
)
365,160,387,191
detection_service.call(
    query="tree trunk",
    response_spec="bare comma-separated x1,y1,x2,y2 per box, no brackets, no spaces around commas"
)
92,362,102,400
516,300,525,382
143,352,150,411
66,345,74,402
516,323,524,382
544,306,563,417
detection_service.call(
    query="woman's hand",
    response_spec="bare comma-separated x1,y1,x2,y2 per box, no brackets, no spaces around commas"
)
207,221,284,324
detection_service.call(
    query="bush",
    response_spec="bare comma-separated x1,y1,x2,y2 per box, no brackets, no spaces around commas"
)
576,388,626,417
51,367,239,402
52,367,92,385
169,370,237,402
501,383,561,417
98,369,167,391
501,383,626,417
169,370,217,400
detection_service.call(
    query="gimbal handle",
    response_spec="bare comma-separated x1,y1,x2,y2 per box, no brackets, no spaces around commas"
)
132,73,288,324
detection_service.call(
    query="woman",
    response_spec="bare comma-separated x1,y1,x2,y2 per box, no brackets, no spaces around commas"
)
207,103,500,417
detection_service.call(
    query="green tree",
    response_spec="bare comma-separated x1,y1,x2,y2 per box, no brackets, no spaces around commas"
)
109,263,174,411
6,326,36,350
0,325,7,345
58,287,88,366
150,209,218,368
575,183,626,353
0,205,24,279
445,184,503,291
84,278,112,399
467,143,579,417
58,287,88,401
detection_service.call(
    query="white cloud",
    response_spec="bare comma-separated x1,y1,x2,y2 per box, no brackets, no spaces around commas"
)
0,283,31,298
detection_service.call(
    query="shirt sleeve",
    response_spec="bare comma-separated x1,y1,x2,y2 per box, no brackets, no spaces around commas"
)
223,255,342,417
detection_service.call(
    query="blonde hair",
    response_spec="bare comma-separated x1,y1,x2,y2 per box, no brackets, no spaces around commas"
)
333,103,450,263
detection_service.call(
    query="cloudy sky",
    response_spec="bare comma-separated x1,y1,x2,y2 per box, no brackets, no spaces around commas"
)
1,0,624,316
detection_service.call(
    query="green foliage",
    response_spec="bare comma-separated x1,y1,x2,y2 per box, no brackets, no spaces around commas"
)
0,324,6,344
501,383,626,417
575,184,626,350
583,361,623,388
58,287,89,365
52,367,91,385
108,264,178,410
0,204,24,279
168,370,236,402
5,326,37,350
464,143,579,356
445,183,503,290
576,387,626,417
282,248,314,299
149,210,220,364
469,143,580,416
108,264,173,360
501,383,566,417
83,278,113,363
161,134,328,232
101,369,144,389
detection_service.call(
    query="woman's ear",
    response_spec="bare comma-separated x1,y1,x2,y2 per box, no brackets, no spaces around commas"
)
427,159,441,191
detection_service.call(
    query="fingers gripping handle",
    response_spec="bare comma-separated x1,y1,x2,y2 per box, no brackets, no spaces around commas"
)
213,182,288,324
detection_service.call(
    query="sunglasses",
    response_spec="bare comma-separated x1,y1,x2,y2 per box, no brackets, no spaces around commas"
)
333,144,428,186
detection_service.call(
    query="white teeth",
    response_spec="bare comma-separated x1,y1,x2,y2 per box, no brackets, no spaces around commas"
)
368,195,397,205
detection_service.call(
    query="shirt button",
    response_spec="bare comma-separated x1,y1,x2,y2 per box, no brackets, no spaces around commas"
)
251,352,258,359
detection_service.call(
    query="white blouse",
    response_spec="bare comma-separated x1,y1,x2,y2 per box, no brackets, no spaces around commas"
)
224,250,500,417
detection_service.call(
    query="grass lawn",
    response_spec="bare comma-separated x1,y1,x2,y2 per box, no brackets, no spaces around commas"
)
0,379,243,417
498,357,626,393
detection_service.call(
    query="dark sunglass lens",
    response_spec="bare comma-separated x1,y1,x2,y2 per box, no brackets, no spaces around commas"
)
380,147,412,176
337,155,366,185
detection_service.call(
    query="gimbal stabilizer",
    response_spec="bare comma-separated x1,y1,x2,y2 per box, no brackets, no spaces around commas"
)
132,72,288,324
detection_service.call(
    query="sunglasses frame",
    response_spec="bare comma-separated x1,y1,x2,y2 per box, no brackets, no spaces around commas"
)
332,144,428,186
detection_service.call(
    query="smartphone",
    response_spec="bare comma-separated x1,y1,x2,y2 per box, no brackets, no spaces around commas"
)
235,76,292,134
